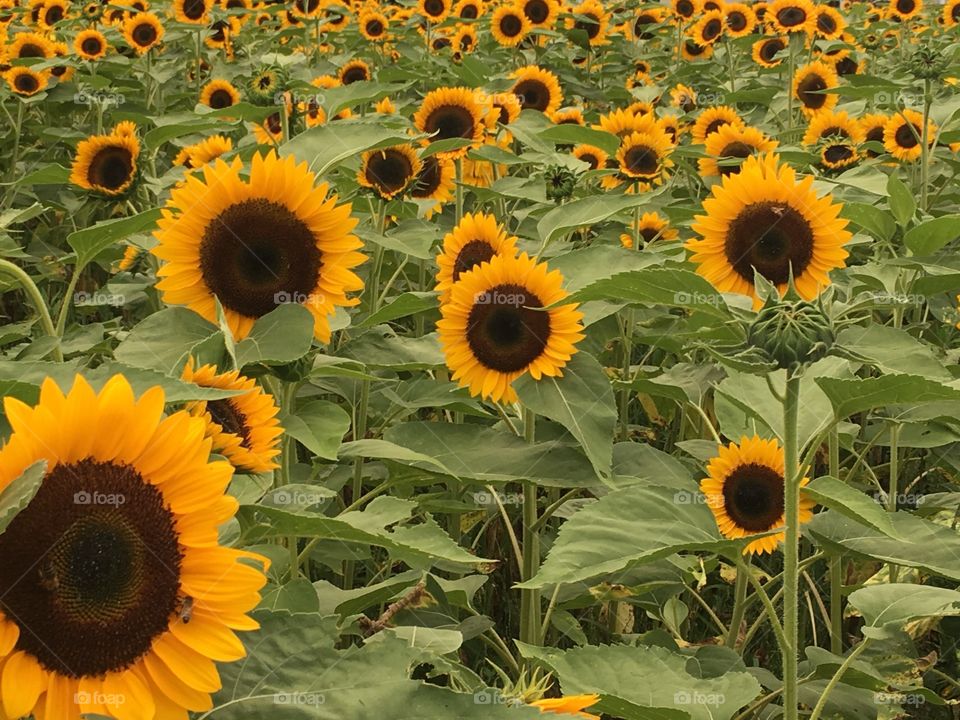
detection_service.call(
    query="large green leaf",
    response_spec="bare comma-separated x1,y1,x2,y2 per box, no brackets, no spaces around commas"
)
514,352,616,480
235,304,315,367
834,325,951,380
356,292,437,329
904,215,960,255
815,375,960,418
282,400,351,461
280,122,411,175
804,476,902,540
848,584,960,639
114,307,222,374
67,208,161,271
537,193,651,245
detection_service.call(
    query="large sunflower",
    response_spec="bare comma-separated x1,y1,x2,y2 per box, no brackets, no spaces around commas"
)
0,374,267,719
357,144,422,200
181,360,282,473
435,212,519,301
700,436,815,555
413,86,486,159
5,66,47,96
691,106,745,144
173,0,211,24
792,60,839,117
152,152,365,343
200,78,240,109
437,252,584,404
123,11,164,53
70,132,140,196
491,4,530,46
698,124,778,177
686,152,851,306
883,109,936,162
74,27,108,60
510,65,563,115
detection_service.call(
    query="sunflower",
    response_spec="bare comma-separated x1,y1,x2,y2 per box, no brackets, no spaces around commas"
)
801,109,863,146
511,65,563,115
456,0,483,19
792,60,839,117
7,31,55,59
411,154,456,217
252,113,284,145
291,0,323,18
752,36,786,67
820,141,859,170
38,0,68,28
70,132,140,196
437,252,584,404
357,144,422,200
181,360,282,473
359,9,389,40
322,1,350,30
205,17,239,50
198,79,238,112
123,12,164,53
413,86,486,159
5,66,47,96
616,130,674,185
883,109,936,162
74,27,108,59
419,0,451,22
115,244,150,274
859,112,888,156
659,114,684,144
551,107,585,125
700,436,815,555
889,0,921,20
0,374,267,720
690,9,725,45
153,152,365,343
177,134,233,169
521,0,558,28
691,106,745,144
686,152,850,306
567,0,608,46
174,0,211,24
670,83,697,113
681,38,714,61
724,2,756,36
491,4,530,46
82,1,102,21
620,211,678,248
112,120,138,139
631,7,665,39
595,107,658,137
944,0,960,27
768,0,815,33
571,143,608,170
530,694,601,719
339,58,371,85
698,124,778,177
814,5,845,38
453,23,478,53
671,0,701,22
436,212,519,301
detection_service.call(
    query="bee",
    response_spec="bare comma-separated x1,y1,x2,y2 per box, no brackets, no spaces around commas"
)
38,561,59,592
178,596,195,624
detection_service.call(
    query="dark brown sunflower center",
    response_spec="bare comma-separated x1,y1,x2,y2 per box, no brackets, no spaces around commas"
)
45,6,64,23
524,0,548,23
818,125,847,140
366,19,384,35
81,36,103,55
514,79,550,111
623,145,659,176
823,144,854,165
817,13,836,32
776,6,806,27
257,74,274,90
835,57,857,76
425,103,476,140
210,20,230,42
453,240,496,282
896,0,915,12
727,11,747,30
342,66,368,84
578,151,599,169
199,198,322,319
726,201,815,285
207,398,251,446
365,150,415,195
864,126,884,155
18,42,46,58
132,21,158,46
635,14,656,37
685,39,706,56
209,88,234,108
639,226,661,243
722,463,785,532
297,0,321,12
13,73,38,93
413,156,442,197
89,146,135,191
676,0,694,17
183,0,206,19
500,13,523,36
953,4,960,21
895,123,919,148
702,18,722,40
424,0,445,16
0,460,182,678
574,13,600,38
797,73,828,109
760,39,785,61
466,283,550,372
704,118,729,137
718,141,753,175
460,2,478,18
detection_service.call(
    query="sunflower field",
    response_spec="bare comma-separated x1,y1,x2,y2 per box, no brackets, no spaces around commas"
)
3,0,960,718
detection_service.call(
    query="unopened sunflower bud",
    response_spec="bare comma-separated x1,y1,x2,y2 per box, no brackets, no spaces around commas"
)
544,165,577,202
747,298,834,372
908,45,947,81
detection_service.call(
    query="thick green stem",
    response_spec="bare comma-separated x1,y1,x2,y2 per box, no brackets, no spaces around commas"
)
808,639,872,720
345,378,371,589
519,408,540,650
782,375,802,720
725,557,750,648
828,427,843,655
0,259,62,362
887,422,900,582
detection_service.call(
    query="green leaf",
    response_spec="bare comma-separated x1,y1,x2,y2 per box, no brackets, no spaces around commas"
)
114,307,222,374
537,124,620,155
834,325,951,380
235,303,315,367
815,375,960,418
0,460,46,534
537,193,651,245
144,118,224,150
67,208,161,271
282,400,351,461
840,202,896,241
517,484,728,589
280,121,412,176
11,164,69,187
886,174,915,227
848,584,960,639
804,476,902,540
341,331,443,370
357,292,437,329
566,267,732,318
514,352,616,480
339,439,456,476
903,215,960,255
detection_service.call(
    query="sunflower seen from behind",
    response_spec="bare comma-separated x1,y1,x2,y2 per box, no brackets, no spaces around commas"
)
700,436,815,555
437,252,584,404
686,152,850,307
0,374,267,719
436,212,519,302
152,151,365,343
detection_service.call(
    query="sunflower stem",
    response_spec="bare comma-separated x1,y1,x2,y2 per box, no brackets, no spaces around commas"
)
828,426,843,655
782,374,802,720
54,266,83,337
919,77,932,212
454,157,464,223
6,101,24,202
808,638,872,720
725,556,750,648
886,422,900,583
518,407,541,652
345,378,371,590
786,34,799,131
0,259,62,362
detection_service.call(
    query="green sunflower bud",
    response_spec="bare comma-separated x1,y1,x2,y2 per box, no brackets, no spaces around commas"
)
544,165,577,203
908,45,947,82
747,298,835,372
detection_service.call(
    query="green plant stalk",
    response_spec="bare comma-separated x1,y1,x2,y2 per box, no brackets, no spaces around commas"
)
726,37,737,93
5,101,25,208
920,78,931,211
344,378,371,590
782,375,802,720
887,422,900,583
828,426,843,655
0,259,63,362
808,638,872,720
519,407,541,650
54,268,83,337
725,556,750,648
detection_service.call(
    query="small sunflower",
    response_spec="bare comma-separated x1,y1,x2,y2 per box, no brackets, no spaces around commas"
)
413,86,486,159
205,17,239,50
453,23,478,53
700,436,815,555
658,114,684,144
792,60,839,117
70,132,140,196
116,244,150,274
74,27,108,59
456,0,484,19
153,152,365,343
411,154,456,217
252,112,283,145
200,78,240,109
491,4,530,46
521,0,558,28
690,8,725,45
883,109,936,162
123,11,164,53
359,9,389,40
820,142,859,170
339,58,371,85
530,694,601,719
357,144,422,200
181,360,282,473
682,38,714,61
801,109,863,146
595,107,659,138
698,124,778,177
5,66,47,96
82,1,102,21
571,143,608,170
174,0,211,24
511,65,563,115
616,130,674,184
567,0,609,46
177,134,233,169
419,0,451,22
724,2,756,36
0,374,267,720
291,0,323,18
670,83,697,113
768,0,815,33
671,0,702,22
620,211,678,248
888,0,921,20
322,1,350,31
435,212,519,301
752,36,786,67
691,106,745,144
551,107,585,125
814,5,845,38
631,7,665,39
686,152,851,306
38,0,68,28
859,112,889,157
437,252,584,404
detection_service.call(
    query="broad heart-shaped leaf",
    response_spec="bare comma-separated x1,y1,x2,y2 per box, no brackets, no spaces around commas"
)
0,460,45,535
234,303,315,367
67,208,161,271
282,400,351,461
114,307,223,374
847,584,960,639
382,421,599,488
815,375,960,419
211,611,544,719
565,267,732,319
341,331,443,370
886,174,915,227
804,476,903,540
518,642,762,720
904,215,960,255
516,484,729,590
246,495,490,568
280,121,411,176
835,324,952,380
537,193,652,246
806,510,960,581
514,352,616,481
840,202,896,241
